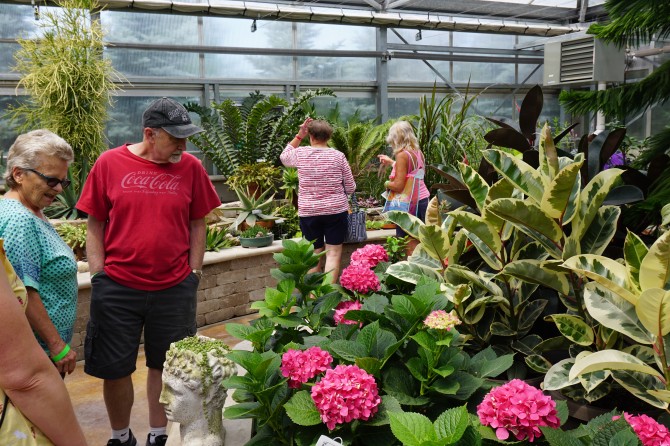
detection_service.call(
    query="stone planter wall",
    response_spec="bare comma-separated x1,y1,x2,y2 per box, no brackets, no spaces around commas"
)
72,230,394,360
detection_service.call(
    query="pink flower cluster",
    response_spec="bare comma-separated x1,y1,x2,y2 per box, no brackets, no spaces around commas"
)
339,265,380,294
617,413,670,446
350,244,389,268
280,347,333,389
424,310,461,331
311,364,381,430
333,300,362,326
477,379,560,442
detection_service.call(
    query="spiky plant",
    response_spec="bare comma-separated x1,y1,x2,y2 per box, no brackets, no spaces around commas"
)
329,120,392,179
560,0,670,164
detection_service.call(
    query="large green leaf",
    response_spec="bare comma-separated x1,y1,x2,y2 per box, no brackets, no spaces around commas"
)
563,255,637,304
451,211,503,270
636,288,670,336
624,231,649,290
388,412,438,446
545,314,594,346
486,198,562,258
538,123,559,180
573,168,623,240
540,160,582,222
418,225,451,266
408,245,444,270
387,261,442,285
483,149,546,202
569,350,662,381
458,162,489,213
284,391,322,426
583,282,651,344
611,370,669,409
447,265,503,296
543,358,580,390
385,211,423,239
639,230,670,292
502,259,569,295
579,205,620,256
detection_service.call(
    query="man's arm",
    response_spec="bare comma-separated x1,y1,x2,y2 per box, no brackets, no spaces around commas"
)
86,214,107,275
189,218,207,270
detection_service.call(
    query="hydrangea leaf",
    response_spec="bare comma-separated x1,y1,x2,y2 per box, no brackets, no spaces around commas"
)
434,405,470,444
284,390,322,426
388,412,439,446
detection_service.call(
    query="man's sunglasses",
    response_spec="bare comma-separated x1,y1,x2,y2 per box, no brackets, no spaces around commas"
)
26,168,71,189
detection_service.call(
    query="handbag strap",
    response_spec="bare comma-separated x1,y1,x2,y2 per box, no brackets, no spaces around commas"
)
342,180,359,212
0,393,9,431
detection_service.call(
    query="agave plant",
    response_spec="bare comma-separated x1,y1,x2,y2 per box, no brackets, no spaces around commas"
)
543,229,670,410
227,186,277,230
385,123,627,382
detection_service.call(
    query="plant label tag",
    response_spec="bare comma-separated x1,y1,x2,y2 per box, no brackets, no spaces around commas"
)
315,435,343,446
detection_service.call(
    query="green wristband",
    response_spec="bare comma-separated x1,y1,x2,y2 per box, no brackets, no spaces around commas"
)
51,344,70,362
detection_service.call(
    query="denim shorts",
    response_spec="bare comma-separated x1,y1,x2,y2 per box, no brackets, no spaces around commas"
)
84,271,198,379
299,211,348,249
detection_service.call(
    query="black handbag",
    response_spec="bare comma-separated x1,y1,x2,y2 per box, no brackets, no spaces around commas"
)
344,192,367,244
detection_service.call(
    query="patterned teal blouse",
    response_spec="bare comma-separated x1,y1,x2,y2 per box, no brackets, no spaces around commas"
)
0,199,78,352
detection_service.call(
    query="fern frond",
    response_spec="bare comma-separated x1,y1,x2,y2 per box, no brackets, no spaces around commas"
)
634,126,670,167
245,96,287,164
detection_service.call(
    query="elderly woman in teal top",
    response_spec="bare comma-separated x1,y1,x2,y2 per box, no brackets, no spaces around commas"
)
0,129,78,376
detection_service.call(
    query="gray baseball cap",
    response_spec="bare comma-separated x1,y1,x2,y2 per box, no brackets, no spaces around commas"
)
142,97,203,138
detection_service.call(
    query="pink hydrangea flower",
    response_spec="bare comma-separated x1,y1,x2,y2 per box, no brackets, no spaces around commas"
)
280,347,333,389
350,244,389,268
340,265,381,294
311,364,381,430
333,300,362,326
620,412,670,446
424,310,461,331
477,379,560,442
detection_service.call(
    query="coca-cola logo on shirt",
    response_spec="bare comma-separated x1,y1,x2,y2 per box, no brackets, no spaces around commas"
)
121,171,182,191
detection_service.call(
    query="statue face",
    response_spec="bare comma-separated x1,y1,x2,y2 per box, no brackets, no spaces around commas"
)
159,373,202,425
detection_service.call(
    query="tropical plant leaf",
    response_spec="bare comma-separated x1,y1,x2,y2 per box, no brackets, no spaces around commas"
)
573,168,623,241
543,358,580,390
583,282,651,344
483,149,545,202
563,255,637,304
484,128,532,152
545,314,594,346
579,205,620,256
458,162,489,213
417,225,451,267
636,288,670,337
540,160,582,223
569,350,662,381
502,260,569,295
451,211,503,270
639,231,670,292
519,85,543,141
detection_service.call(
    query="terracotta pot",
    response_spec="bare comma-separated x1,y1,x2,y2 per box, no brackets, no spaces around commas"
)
240,220,274,232
381,223,397,229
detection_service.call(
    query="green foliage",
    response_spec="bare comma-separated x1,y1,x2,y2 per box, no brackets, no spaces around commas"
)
272,204,300,239
44,158,90,220
280,167,299,203
224,239,511,444
329,119,392,179
8,0,120,169
225,162,281,192
187,89,335,175
227,186,277,230
384,235,408,263
240,225,271,238
56,222,87,250
205,225,237,252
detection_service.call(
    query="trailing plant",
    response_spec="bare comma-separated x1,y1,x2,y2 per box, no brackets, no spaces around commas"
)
384,236,408,263
227,186,277,231
205,225,237,252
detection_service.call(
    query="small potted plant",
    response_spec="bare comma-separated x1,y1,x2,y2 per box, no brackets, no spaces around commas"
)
239,225,274,248
228,186,278,231
226,162,281,197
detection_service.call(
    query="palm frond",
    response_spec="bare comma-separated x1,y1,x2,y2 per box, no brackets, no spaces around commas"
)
185,101,240,176
635,126,670,167
559,58,670,117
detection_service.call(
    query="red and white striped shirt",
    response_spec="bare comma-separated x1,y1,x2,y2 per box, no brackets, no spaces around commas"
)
281,144,356,217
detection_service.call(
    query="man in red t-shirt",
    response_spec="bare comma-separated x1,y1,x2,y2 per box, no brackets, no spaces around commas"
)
76,97,221,446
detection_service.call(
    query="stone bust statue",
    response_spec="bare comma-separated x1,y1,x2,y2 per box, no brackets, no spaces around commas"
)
160,335,237,446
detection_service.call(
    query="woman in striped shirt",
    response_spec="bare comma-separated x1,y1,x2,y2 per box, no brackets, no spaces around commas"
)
281,118,355,282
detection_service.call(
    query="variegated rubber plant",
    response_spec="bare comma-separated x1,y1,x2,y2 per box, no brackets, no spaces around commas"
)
386,123,626,382
544,229,670,410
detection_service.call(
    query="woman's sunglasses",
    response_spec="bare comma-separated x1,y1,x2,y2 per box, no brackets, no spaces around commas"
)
26,168,72,189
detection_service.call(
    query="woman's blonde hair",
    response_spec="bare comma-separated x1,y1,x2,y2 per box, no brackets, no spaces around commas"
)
386,121,419,155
